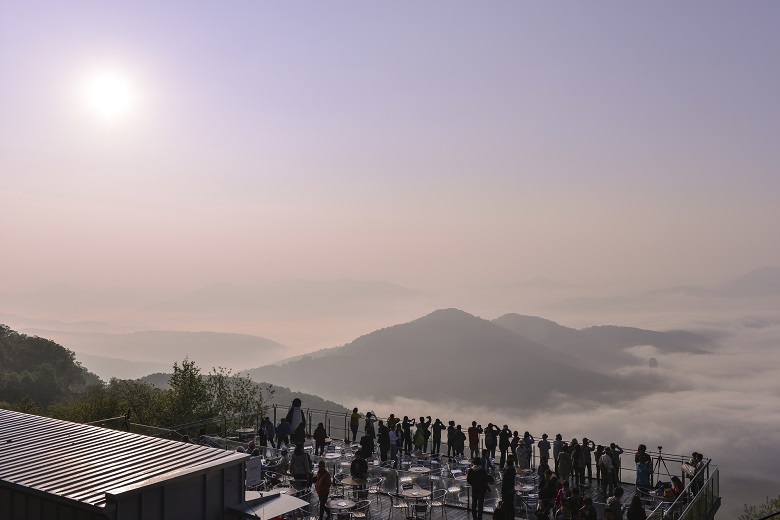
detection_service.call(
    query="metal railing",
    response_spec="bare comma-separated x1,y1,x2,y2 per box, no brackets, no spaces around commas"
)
89,405,720,520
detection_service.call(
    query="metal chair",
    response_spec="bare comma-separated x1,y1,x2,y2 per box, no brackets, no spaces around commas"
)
428,489,448,519
412,503,430,520
367,477,385,504
389,492,411,518
351,499,371,520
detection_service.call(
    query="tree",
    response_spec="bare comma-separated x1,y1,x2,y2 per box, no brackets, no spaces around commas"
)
205,367,266,430
739,495,780,520
166,357,208,426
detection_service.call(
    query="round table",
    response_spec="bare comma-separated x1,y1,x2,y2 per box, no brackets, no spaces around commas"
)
402,488,432,499
327,499,356,511
409,466,430,474
515,484,535,493
340,477,367,487
324,453,342,459
236,427,255,439
411,452,431,459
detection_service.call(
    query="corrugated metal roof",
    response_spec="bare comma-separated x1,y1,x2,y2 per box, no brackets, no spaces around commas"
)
0,409,247,508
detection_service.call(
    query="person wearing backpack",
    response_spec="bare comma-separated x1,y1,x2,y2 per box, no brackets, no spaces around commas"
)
290,443,313,489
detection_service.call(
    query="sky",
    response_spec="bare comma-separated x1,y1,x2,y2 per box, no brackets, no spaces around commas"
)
1,2,779,294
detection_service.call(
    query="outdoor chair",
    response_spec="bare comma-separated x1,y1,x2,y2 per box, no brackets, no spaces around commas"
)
351,499,372,520
389,492,411,518
428,489,448,519
412,503,431,520
367,477,385,504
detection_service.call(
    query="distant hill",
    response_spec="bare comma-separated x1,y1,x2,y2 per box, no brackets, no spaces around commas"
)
246,309,653,410
492,314,713,371
719,266,780,298
548,266,780,312
20,329,288,380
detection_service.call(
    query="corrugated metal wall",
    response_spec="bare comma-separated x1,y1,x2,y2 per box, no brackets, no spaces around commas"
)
1,410,248,520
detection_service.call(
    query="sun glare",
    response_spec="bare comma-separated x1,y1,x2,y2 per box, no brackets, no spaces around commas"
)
85,73,134,120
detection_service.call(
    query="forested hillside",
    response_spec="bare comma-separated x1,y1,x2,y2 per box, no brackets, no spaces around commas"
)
0,324,100,409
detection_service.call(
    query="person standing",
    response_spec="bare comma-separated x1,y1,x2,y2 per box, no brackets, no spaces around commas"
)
498,425,512,470
286,398,306,432
582,438,595,486
350,408,361,442
510,431,520,464
290,443,313,490
467,456,493,520
365,412,376,440
377,420,390,462
262,417,276,449
276,418,291,447
500,456,516,520
417,416,432,452
313,422,327,456
558,445,573,488
594,445,605,485
538,433,551,465
553,434,564,477
402,416,415,454
468,422,482,460
359,430,375,459
389,423,401,464
610,443,624,487
484,424,499,460
315,460,332,520
453,425,466,457
571,438,585,489
447,421,457,459
432,418,445,455
599,447,615,496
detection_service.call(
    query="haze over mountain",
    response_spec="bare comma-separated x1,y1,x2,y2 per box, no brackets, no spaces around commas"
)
19,329,288,381
492,314,713,371
246,308,697,410
549,266,780,313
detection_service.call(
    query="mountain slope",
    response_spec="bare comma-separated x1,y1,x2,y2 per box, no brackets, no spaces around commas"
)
246,309,646,409
493,313,713,370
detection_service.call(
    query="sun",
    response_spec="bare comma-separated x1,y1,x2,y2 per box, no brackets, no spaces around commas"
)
85,72,134,120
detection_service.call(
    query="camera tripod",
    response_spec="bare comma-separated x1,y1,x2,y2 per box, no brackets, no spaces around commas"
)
653,446,673,485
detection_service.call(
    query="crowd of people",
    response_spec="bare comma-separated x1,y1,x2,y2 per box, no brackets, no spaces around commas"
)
237,401,706,520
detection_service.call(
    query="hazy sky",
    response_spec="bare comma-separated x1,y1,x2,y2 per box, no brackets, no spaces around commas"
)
2,2,779,293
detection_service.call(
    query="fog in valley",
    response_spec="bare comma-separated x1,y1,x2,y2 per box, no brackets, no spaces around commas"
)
2,268,780,517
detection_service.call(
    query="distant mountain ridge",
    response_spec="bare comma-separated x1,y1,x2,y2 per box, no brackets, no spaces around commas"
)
549,266,780,311
492,314,712,371
246,308,680,410
20,329,288,381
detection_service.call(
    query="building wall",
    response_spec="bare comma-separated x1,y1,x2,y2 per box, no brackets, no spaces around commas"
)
0,485,107,520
